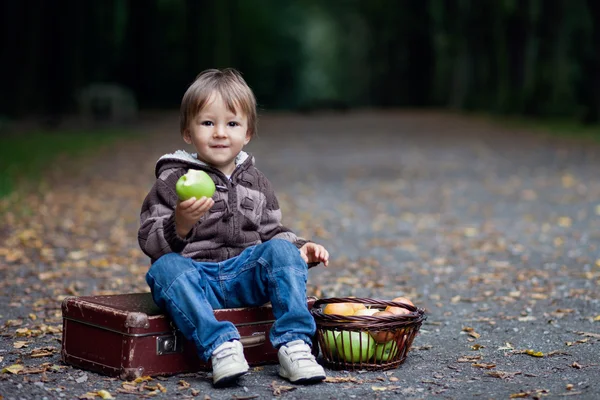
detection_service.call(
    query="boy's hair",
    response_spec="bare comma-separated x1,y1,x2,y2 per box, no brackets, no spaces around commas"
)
180,68,257,138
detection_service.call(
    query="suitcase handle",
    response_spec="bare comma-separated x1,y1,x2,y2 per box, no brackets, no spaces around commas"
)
240,334,266,348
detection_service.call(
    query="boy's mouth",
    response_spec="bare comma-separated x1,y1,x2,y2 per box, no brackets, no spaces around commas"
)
211,144,229,149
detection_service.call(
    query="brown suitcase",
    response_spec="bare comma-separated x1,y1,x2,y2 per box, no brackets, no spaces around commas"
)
61,293,318,380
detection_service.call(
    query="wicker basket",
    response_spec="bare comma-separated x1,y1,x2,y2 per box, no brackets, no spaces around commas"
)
311,297,426,371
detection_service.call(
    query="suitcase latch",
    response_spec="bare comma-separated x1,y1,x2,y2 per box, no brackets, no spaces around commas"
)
156,334,183,355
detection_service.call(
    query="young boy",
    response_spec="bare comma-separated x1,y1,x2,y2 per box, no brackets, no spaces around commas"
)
138,69,329,387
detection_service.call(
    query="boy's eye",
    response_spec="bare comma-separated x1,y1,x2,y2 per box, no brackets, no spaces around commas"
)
228,121,240,127
201,121,214,126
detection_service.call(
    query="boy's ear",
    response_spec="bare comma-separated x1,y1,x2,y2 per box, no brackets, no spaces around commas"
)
244,130,251,145
183,129,193,144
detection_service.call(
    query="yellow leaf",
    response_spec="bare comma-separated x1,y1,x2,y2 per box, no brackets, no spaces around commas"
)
97,390,114,399
1,364,24,374
134,375,153,383
525,349,544,357
13,341,29,349
593,315,600,322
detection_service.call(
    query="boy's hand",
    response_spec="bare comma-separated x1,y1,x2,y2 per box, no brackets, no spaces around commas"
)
299,243,329,267
175,196,214,238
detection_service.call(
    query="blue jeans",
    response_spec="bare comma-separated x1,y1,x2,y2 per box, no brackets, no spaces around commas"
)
146,239,315,361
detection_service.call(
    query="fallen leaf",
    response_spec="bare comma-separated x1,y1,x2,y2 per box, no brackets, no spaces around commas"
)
133,375,153,383
324,376,362,383
486,371,522,379
1,364,24,374
177,380,190,390
29,346,57,358
97,390,114,399
573,331,600,339
270,380,296,396
472,363,496,369
372,385,400,391
571,362,582,369
457,355,481,362
13,341,29,349
498,343,514,351
514,349,544,357
566,339,588,346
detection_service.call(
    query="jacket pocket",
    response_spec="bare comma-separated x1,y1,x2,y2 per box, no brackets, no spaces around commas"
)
210,199,226,213
241,197,254,211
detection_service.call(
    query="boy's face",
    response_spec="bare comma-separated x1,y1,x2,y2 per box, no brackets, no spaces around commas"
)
183,91,250,176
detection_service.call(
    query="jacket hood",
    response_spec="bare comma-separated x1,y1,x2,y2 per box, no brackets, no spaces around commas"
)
155,150,252,178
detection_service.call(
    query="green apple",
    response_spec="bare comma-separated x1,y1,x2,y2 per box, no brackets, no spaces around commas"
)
374,340,399,362
322,330,339,358
175,170,216,201
336,331,375,363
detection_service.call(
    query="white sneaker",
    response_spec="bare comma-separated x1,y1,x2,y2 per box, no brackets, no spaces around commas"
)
278,340,326,384
211,340,249,386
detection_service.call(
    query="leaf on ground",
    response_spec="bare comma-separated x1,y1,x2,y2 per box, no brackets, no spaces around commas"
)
97,390,115,399
457,355,481,362
13,340,29,349
514,349,544,357
177,379,190,390
566,339,588,346
472,363,496,369
1,364,24,374
462,327,481,339
324,376,362,383
497,343,514,351
270,380,296,396
486,371,522,379
29,346,57,358
573,331,600,339
372,385,400,391
133,375,153,383
546,350,569,357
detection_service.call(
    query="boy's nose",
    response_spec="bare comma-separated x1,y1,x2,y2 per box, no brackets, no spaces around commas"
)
213,125,227,137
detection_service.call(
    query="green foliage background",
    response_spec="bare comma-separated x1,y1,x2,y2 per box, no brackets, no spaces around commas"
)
2,0,600,122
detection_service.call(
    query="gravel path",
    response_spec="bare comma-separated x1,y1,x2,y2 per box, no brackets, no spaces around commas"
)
1,111,599,399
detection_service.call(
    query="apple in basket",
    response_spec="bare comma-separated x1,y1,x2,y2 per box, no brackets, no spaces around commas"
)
353,308,380,317
323,303,356,316
175,170,216,201
322,330,339,357
385,297,414,315
336,331,376,363
374,340,399,362
369,310,396,343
